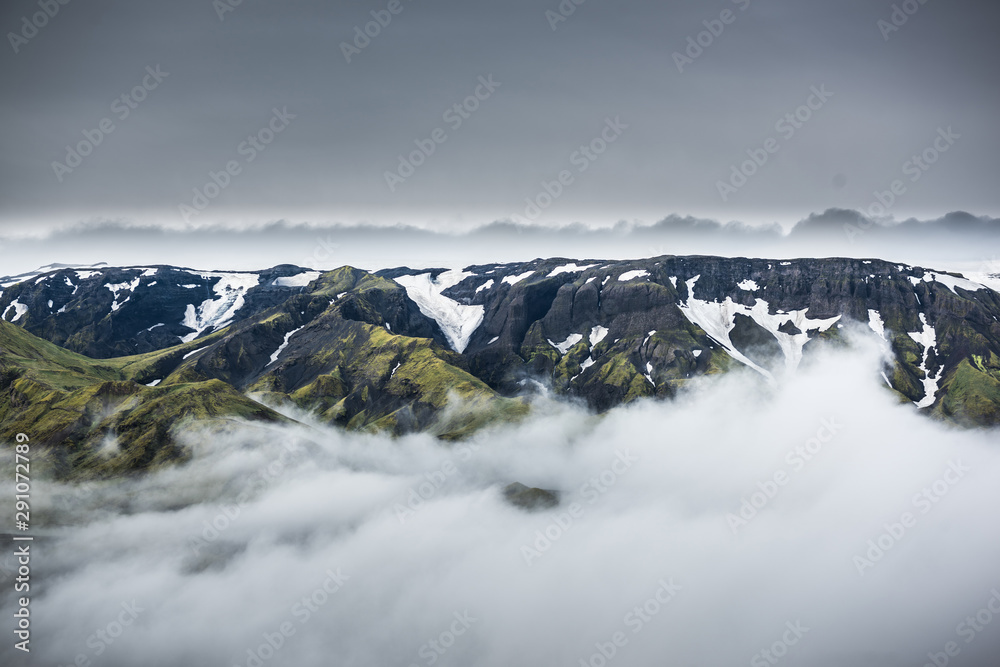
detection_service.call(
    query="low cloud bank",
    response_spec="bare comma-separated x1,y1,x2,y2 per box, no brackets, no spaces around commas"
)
0,210,997,277
2,336,1000,667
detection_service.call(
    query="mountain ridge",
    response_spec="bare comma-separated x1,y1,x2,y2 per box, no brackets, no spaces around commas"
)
2,255,998,477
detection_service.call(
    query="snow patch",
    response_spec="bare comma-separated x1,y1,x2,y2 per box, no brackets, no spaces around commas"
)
693,350,702,358
589,325,609,347
571,356,595,382
924,271,985,295
548,263,597,278
3,299,28,322
668,276,677,288
737,279,759,291
180,273,260,343
501,270,535,286
488,336,499,345
548,333,583,355
394,271,484,353
475,279,494,294
145,379,161,387
104,277,141,312
618,270,650,282
272,271,321,287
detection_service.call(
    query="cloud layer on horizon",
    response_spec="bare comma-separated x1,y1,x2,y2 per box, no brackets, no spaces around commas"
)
0,209,997,277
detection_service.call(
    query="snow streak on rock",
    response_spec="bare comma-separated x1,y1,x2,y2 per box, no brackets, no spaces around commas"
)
269,325,306,366
393,270,484,353
677,275,841,383
867,310,887,341
180,273,260,343
908,313,943,409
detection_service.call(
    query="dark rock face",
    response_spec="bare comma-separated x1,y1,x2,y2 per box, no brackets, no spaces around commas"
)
0,264,319,358
414,256,1000,424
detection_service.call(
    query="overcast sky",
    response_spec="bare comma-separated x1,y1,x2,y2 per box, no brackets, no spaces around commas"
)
1,0,998,252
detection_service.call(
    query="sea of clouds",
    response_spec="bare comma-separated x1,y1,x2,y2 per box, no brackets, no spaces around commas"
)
2,333,999,667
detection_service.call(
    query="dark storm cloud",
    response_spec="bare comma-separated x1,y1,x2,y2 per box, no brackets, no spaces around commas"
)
1,0,999,232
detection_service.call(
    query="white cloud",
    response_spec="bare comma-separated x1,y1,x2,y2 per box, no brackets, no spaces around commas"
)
5,334,1000,666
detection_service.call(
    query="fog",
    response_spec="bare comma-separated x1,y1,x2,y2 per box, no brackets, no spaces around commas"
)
3,333,1000,667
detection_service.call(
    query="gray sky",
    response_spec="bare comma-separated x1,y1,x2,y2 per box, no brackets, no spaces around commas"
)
1,0,998,242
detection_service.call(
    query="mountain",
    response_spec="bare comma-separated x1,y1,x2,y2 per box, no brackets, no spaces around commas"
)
2,256,998,477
